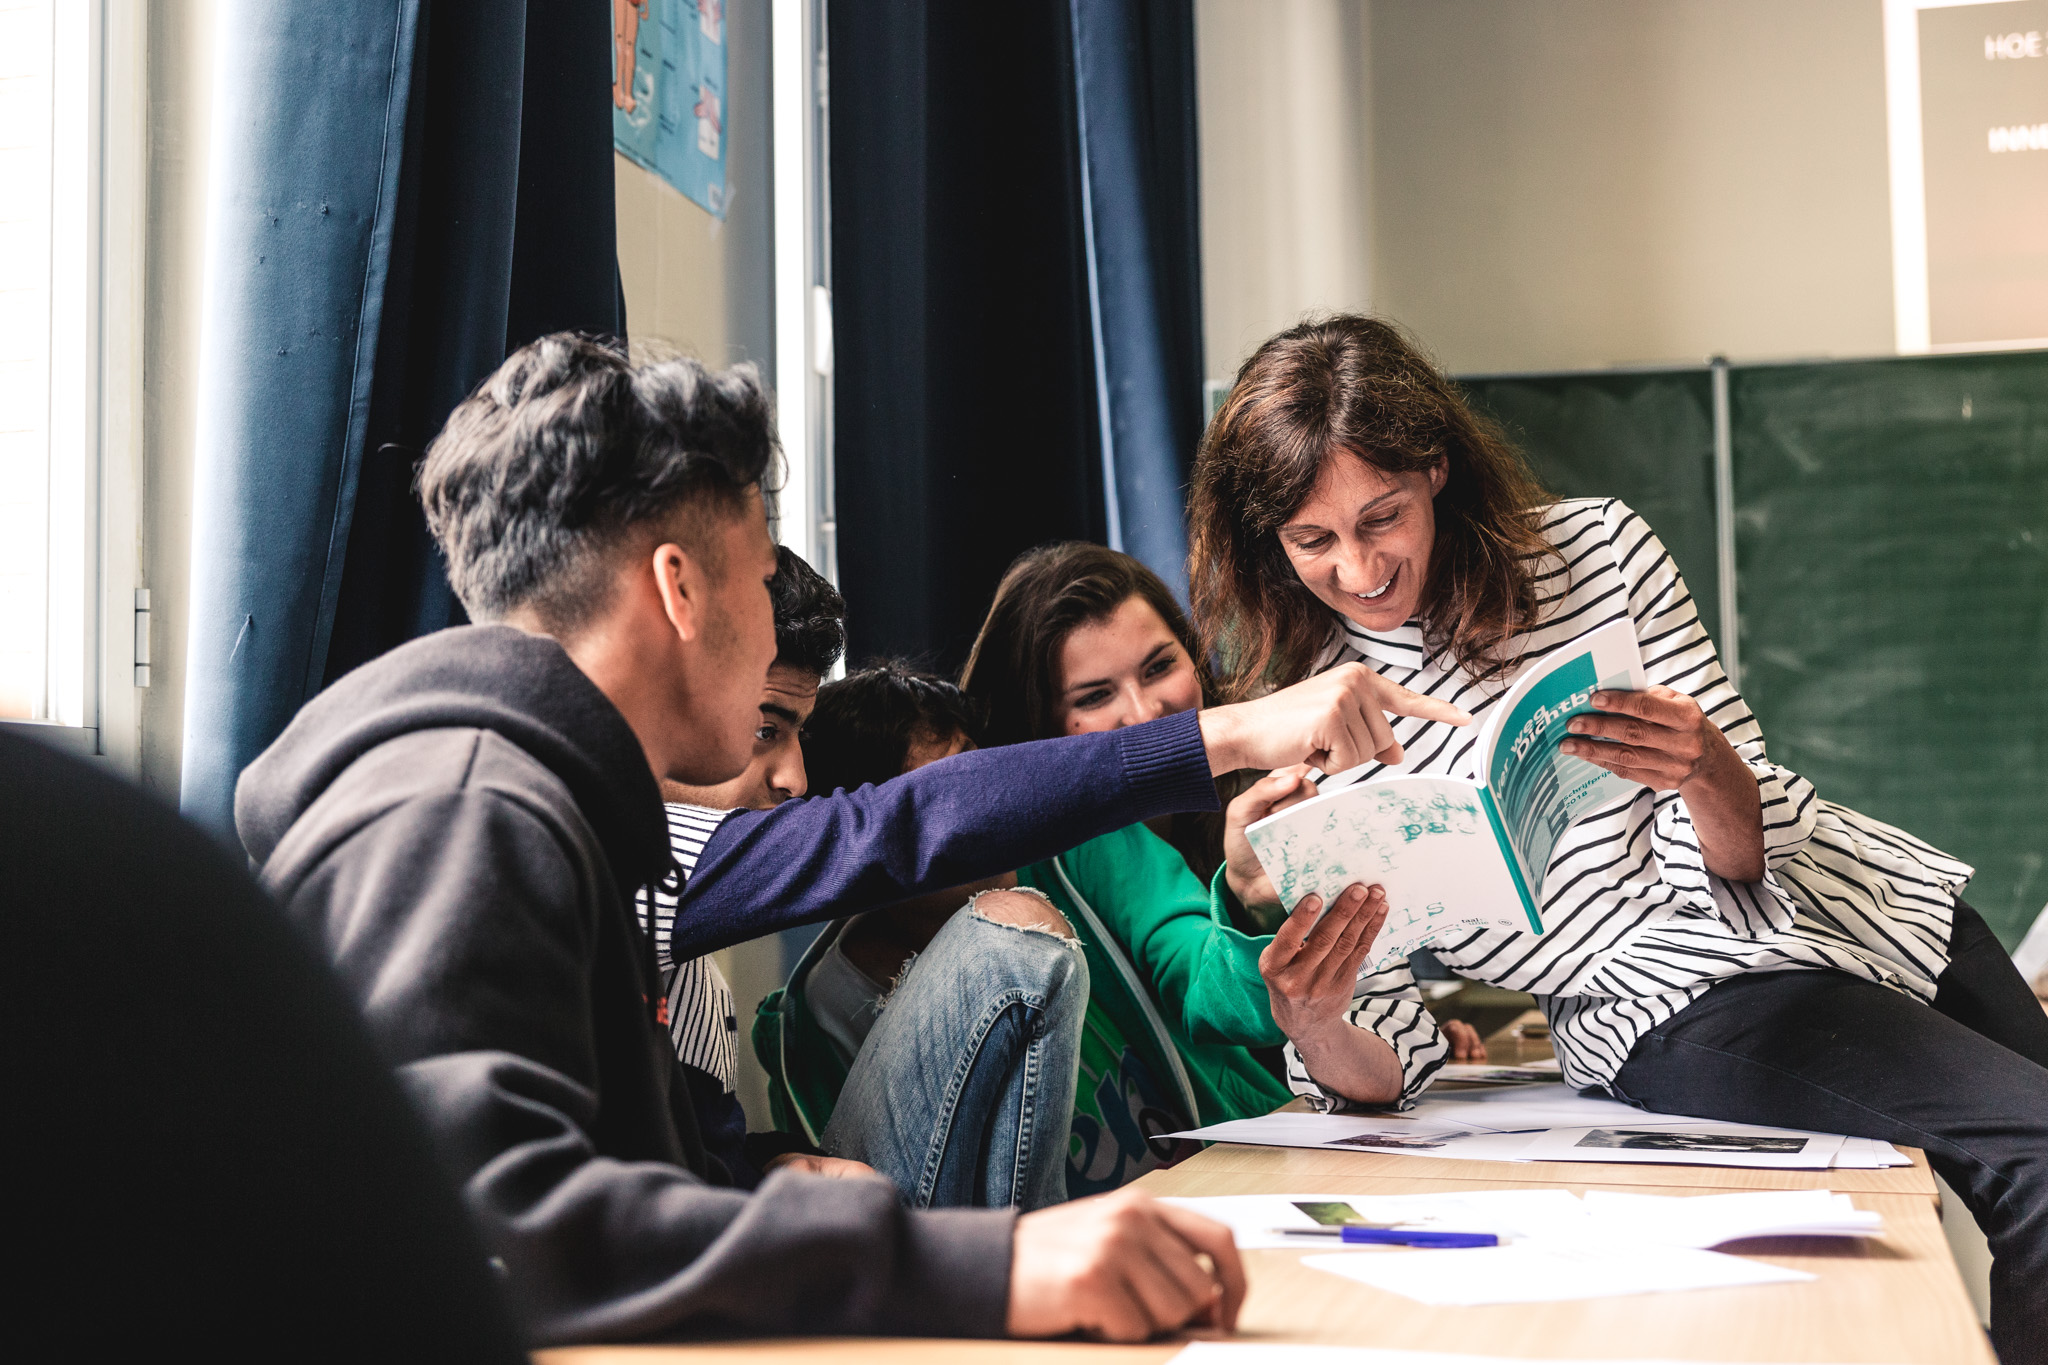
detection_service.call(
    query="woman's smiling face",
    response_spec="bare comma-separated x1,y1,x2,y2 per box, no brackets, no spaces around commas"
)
1278,451,1446,633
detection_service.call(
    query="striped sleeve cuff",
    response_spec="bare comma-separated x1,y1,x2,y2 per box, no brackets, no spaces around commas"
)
1750,758,1820,869
1654,786,1804,938
1283,964,1449,1112
1111,707,1220,818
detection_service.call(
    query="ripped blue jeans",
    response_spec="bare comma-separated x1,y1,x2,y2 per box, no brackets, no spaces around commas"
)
819,893,1087,1211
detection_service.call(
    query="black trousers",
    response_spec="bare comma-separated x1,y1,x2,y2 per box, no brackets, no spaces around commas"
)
1612,900,2048,1365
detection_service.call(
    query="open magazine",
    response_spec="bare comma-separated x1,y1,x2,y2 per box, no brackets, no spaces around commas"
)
1245,619,1648,970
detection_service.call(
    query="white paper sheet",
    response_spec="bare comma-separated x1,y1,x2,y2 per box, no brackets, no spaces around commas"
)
1157,1190,1590,1249
1301,1242,1815,1305
1831,1135,1913,1169
1521,1122,1845,1169
1434,1059,1563,1085
1168,1345,1865,1365
1161,1187,1883,1252
1165,1112,1540,1162
1173,1085,1874,1172
1402,1083,1699,1132
1577,1189,1884,1246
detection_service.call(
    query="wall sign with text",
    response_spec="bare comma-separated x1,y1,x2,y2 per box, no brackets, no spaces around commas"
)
1885,0,2048,350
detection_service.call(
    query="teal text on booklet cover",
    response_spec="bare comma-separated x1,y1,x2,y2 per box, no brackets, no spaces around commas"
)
1246,619,1649,971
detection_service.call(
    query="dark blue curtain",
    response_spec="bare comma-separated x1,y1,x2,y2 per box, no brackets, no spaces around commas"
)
1069,0,1203,604
830,0,1204,672
182,0,623,840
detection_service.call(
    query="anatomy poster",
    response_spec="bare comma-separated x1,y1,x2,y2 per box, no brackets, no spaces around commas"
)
612,0,726,217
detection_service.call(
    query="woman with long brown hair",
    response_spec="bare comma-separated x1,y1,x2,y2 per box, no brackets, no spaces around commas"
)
1189,314,2048,1361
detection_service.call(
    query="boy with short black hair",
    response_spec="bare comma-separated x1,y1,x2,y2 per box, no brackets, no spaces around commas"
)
801,659,987,795
639,545,856,1185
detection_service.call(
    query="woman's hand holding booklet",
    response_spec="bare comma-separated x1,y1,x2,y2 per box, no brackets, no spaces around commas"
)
1244,619,1650,971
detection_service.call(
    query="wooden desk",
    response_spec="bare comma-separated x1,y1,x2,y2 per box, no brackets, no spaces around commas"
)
540,1019,1987,1365
541,1147,1986,1365
1175,1129,1940,1199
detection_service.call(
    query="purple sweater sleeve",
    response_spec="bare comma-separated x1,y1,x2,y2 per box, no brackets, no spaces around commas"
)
669,709,1217,959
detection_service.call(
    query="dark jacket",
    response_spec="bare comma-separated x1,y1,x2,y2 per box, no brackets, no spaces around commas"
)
4,728,525,1364
236,625,1218,1345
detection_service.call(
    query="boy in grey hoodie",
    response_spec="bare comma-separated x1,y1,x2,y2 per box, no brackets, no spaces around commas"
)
237,334,1460,1345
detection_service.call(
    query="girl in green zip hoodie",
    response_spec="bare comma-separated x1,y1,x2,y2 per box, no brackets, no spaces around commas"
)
756,545,1484,1199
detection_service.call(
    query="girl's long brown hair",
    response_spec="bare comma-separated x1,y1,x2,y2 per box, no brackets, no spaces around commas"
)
959,541,1213,748
1188,315,1555,700
959,541,1234,889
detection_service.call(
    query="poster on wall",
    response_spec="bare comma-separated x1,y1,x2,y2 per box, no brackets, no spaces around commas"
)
612,0,727,218
1885,0,2048,350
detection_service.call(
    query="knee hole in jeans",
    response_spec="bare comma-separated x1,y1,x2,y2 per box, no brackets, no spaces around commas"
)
966,887,1076,942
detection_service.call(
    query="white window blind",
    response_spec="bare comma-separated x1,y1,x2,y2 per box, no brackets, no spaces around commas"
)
0,0,92,726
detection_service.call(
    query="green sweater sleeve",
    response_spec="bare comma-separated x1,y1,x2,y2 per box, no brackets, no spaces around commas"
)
1058,824,1285,1049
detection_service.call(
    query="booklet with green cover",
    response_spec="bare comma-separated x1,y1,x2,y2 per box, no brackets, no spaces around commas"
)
1246,619,1649,971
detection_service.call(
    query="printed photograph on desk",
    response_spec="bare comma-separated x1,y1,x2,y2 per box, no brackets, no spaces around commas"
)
1577,1129,1807,1155
1433,1059,1563,1085
1325,1129,1474,1152
1522,1121,1844,1169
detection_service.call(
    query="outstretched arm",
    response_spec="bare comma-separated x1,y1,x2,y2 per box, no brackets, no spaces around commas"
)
673,667,1473,960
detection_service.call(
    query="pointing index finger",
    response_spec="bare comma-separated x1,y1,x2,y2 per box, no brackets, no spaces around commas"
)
1386,683,1473,727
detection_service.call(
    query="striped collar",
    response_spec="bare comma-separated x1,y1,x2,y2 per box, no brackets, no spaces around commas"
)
1335,616,1431,671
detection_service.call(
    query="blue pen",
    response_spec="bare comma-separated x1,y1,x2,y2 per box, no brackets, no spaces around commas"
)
1270,1227,1499,1249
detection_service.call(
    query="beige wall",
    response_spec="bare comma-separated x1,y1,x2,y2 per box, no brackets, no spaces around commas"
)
615,153,730,363
137,0,214,800
1196,0,1374,379
1198,0,1899,377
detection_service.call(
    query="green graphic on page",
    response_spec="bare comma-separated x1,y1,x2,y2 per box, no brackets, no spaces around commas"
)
1245,620,1649,971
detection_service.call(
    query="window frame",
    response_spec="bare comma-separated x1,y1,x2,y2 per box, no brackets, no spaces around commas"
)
1,1,146,773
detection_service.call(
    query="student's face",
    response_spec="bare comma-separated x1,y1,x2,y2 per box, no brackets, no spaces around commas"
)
1278,452,1446,634
1054,596,1204,735
661,664,820,810
682,496,781,780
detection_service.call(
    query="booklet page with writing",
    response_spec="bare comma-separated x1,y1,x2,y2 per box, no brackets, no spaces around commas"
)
1247,620,1648,971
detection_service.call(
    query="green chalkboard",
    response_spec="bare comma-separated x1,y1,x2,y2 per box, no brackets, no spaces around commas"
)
1732,350,2048,946
1459,370,1723,653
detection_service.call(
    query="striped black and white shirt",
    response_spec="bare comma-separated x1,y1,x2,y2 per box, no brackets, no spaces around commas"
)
1288,498,1972,1109
637,803,740,1092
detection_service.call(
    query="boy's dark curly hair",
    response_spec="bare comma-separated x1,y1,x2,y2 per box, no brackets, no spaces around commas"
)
770,546,845,677
801,662,984,795
420,332,777,631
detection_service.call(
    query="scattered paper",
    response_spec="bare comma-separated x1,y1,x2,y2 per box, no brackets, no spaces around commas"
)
1578,1189,1884,1246
1302,1241,1814,1305
1521,1122,1844,1169
1831,1135,1913,1169
1435,1059,1563,1085
1174,1084,1889,1173
1403,1083,1690,1132
1168,1345,1865,1365
1166,1112,1540,1162
1158,1189,1589,1249
1161,1187,1882,1252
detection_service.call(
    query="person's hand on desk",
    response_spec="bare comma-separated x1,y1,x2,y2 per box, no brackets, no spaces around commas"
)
1561,685,1765,883
1007,1187,1245,1341
1257,883,1405,1105
761,1152,884,1180
1441,1018,1487,1061
1198,661,1471,776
